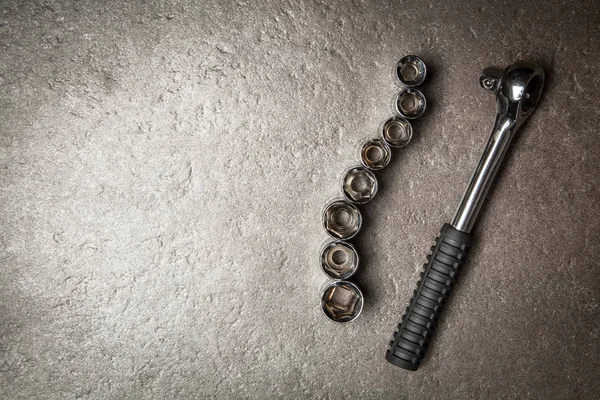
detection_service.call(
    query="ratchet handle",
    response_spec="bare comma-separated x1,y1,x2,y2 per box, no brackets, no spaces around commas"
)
385,223,473,370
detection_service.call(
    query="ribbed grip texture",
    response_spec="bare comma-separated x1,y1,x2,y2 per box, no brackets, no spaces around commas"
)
385,223,473,371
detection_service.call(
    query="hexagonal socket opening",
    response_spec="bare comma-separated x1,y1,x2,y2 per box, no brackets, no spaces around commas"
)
320,241,359,279
396,55,426,87
321,280,364,323
395,89,426,120
322,200,362,240
360,139,391,170
381,116,413,147
342,167,378,204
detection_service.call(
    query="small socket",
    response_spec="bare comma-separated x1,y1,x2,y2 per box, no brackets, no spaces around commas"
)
322,200,362,240
360,139,391,170
381,116,413,147
396,55,427,87
342,166,378,204
320,241,359,280
321,280,364,323
395,88,426,120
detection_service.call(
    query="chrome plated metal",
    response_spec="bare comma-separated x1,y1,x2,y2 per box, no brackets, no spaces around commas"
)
342,166,378,204
396,55,427,87
360,139,391,170
320,280,364,323
323,200,362,240
320,241,359,279
381,116,413,147
395,88,426,120
451,61,545,233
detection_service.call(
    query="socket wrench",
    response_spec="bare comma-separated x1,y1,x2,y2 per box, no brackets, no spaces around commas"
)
385,61,545,370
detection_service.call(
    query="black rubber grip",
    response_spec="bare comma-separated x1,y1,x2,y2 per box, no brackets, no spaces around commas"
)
385,223,473,370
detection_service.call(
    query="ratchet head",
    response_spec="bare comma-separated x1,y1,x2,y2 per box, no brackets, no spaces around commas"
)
480,61,545,130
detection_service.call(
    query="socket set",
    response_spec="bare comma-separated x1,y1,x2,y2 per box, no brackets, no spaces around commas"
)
315,56,547,371
319,55,428,323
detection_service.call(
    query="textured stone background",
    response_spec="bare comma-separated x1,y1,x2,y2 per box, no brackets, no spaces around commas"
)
1,0,599,399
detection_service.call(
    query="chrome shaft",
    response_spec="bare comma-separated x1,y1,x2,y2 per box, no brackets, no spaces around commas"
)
451,115,514,233
451,61,545,233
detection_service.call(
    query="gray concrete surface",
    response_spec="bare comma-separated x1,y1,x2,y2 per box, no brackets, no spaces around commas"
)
1,0,599,399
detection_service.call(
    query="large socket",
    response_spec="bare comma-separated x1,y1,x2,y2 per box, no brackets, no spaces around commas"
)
320,240,359,280
322,200,362,240
342,166,378,204
320,280,364,323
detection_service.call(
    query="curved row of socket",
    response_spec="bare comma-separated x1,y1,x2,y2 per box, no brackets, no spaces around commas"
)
320,55,428,323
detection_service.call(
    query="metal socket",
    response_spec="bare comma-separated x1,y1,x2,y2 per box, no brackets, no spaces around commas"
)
322,200,362,240
396,55,427,87
320,241,359,280
320,280,364,323
395,88,426,120
342,166,378,204
381,116,413,147
360,139,391,170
